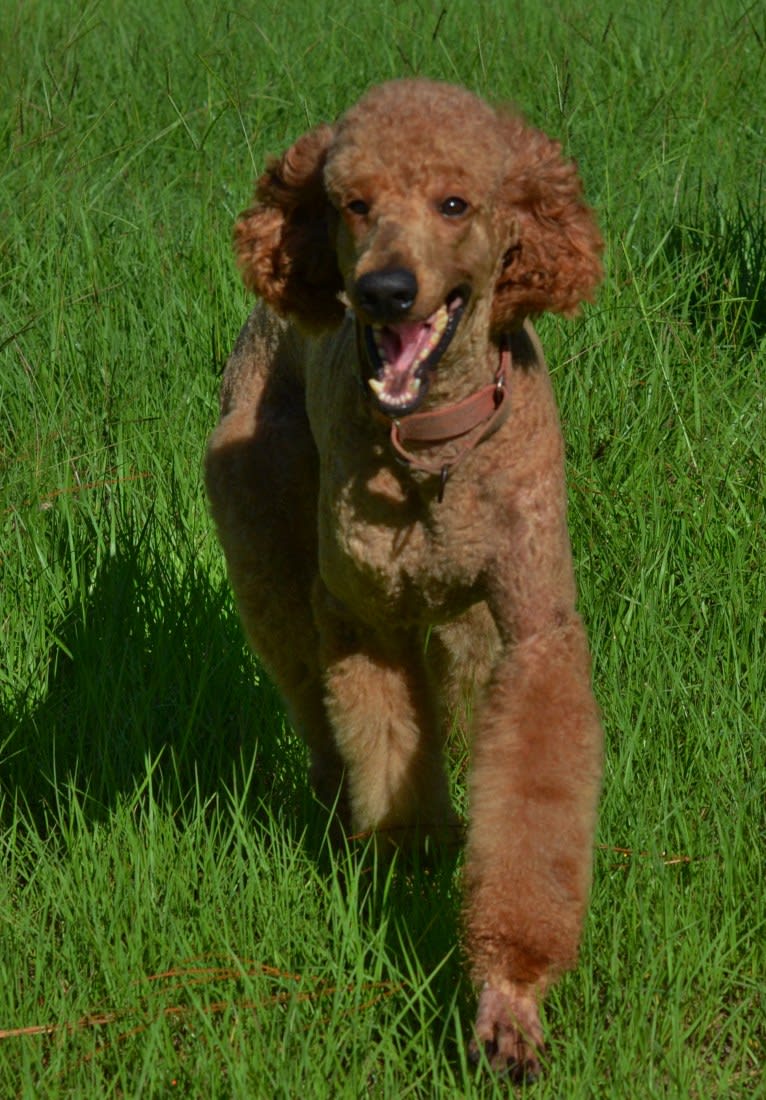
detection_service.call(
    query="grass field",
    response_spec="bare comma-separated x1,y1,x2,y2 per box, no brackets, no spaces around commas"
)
1,0,764,1095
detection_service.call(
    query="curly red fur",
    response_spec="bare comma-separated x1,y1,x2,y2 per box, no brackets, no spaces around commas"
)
490,115,603,329
234,82,602,334
234,124,345,331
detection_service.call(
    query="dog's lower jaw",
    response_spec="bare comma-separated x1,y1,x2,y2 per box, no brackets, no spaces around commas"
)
468,979,545,1081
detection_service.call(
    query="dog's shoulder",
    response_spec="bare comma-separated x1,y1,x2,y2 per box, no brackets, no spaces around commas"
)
219,304,308,416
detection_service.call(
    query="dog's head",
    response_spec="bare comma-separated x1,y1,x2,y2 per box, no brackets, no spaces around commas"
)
235,79,602,416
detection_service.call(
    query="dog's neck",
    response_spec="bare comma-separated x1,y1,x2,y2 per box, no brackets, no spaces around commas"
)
364,331,513,502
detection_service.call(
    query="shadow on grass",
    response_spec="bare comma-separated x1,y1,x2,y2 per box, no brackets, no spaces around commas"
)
1,518,472,1067
367,846,473,1065
663,187,766,345
0,529,310,834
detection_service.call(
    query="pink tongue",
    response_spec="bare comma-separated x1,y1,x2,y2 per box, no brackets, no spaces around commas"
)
380,322,431,374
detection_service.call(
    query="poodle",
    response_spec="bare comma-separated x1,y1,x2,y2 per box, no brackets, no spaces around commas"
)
205,78,604,1079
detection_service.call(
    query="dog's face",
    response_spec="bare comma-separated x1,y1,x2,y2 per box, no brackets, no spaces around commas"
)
324,82,509,415
234,79,603,414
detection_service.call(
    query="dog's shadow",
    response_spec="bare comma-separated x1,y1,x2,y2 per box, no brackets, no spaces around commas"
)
355,841,471,1065
2,530,469,1060
1,533,306,830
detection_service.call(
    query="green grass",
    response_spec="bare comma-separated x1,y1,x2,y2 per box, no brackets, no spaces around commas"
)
1,0,764,1094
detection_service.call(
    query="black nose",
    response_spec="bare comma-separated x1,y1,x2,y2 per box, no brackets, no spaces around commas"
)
354,267,418,323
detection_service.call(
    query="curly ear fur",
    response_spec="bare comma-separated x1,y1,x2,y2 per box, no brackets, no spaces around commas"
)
234,124,345,331
491,115,603,332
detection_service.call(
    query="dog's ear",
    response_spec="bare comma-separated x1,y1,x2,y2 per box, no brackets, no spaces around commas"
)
491,114,603,333
234,124,345,331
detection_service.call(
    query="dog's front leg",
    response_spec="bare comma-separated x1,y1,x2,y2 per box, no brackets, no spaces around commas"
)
314,586,457,847
464,616,602,1079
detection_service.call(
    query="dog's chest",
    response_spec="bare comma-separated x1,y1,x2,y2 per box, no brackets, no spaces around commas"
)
316,449,489,627
304,344,499,626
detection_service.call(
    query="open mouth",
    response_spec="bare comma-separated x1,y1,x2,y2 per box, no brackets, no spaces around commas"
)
362,287,468,416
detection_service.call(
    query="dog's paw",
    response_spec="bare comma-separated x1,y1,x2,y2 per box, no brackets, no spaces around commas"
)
468,980,544,1082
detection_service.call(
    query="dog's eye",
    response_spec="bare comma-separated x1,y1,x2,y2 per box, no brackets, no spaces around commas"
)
439,196,469,218
346,199,370,216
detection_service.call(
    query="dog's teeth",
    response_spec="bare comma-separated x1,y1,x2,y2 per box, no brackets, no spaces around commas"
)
413,327,441,368
432,305,448,334
368,378,385,397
